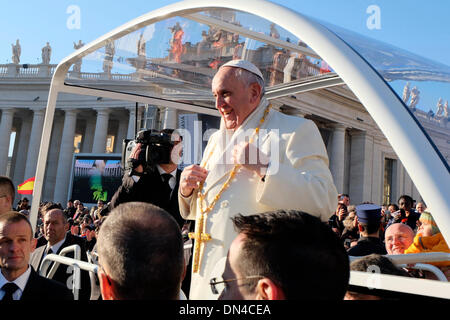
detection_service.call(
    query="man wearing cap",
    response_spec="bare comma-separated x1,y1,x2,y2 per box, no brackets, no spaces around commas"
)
179,59,337,299
347,204,387,257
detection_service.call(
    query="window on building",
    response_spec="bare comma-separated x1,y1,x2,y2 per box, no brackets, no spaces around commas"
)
383,158,395,205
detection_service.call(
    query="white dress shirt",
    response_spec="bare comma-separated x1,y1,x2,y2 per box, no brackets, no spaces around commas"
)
132,165,177,191
0,266,32,300
44,235,66,258
156,165,177,190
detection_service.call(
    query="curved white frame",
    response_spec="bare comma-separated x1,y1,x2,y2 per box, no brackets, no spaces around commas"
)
31,0,450,297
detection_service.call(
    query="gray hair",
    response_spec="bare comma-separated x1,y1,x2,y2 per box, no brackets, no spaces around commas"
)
234,68,266,97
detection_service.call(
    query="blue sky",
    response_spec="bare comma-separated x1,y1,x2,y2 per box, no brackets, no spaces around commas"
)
1,0,449,114
2,0,449,158
1,0,449,67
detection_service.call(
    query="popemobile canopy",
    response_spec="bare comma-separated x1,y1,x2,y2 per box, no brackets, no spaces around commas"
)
30,0,449,298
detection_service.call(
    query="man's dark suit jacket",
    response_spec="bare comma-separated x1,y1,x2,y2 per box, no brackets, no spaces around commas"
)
110,168,185,228
19,268,74,300
30,233,91,300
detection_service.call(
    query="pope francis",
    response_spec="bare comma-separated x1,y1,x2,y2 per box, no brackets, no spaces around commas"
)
179,60,338,299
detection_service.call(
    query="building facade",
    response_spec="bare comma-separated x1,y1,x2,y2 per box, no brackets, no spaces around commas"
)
1,58,448,208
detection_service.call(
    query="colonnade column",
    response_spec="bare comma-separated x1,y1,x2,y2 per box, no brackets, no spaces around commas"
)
349,131,374,205
114,115,128,153
12,117,32,190
126,106,137,139
163,107,178,129
328,124,346,194
0,109,15,175
53,109,78,205
92,108,110,154
23,108,46,182
81,118,96,153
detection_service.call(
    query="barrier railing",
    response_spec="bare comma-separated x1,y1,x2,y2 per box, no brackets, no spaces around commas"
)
349,271,450,299
349,252,450,263
398,263,448,282
37,250,450,300
39,245,97,300
348,252,450,298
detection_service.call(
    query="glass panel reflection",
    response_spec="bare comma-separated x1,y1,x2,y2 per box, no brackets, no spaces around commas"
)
63,7,448,166
318,19,450,166
65,10,333,97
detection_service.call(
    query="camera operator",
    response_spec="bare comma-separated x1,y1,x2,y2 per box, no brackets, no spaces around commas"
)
110,128,194,296
110,129,187,229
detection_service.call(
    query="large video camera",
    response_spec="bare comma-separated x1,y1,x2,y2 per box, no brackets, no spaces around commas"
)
121,129,176,175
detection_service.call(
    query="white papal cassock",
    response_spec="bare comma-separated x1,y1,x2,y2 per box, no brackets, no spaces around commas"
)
179,98,338,299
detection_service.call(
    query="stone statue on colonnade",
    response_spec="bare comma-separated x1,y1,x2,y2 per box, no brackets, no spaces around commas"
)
41,42,52,64
11,39,21,64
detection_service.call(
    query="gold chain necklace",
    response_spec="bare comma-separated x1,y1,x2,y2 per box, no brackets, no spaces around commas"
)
188,103,272,273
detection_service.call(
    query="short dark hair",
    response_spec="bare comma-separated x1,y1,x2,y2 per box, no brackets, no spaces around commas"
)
350,254,410,276
97,202,184,300
232,210,350,300
41,202,64,215
398,195,413,207
388,203,399,211
0,176,15,203
0,211,33,238
82,215,93,223
339,193,349,199
358,221,381,235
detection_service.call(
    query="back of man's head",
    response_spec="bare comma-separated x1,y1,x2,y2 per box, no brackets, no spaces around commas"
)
232,210,350,300
0,176,15,215
97,202,184,300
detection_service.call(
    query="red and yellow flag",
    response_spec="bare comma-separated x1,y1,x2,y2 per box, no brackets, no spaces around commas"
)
18,177,35,195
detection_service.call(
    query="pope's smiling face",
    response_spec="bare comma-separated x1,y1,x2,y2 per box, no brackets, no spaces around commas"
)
212,67,261,130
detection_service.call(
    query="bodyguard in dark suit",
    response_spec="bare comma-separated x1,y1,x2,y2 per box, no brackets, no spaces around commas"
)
29,208,91,300
0,211,73,301
110,166,185,227
19,268,74,300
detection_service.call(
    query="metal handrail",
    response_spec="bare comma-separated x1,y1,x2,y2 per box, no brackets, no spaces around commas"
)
40,254,98,300
384,252,450,265
40,245,86,300
349,271,450,299
398,263,448,282
40,245,81,278
349,252,450,265
40,254,98,273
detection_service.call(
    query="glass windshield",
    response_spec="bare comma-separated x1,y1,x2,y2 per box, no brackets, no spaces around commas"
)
64,7,448,167
64,9,333,109
319,19,450,166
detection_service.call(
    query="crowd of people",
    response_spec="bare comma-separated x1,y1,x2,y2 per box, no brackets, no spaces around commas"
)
0,60,449,302
328,193,450,283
